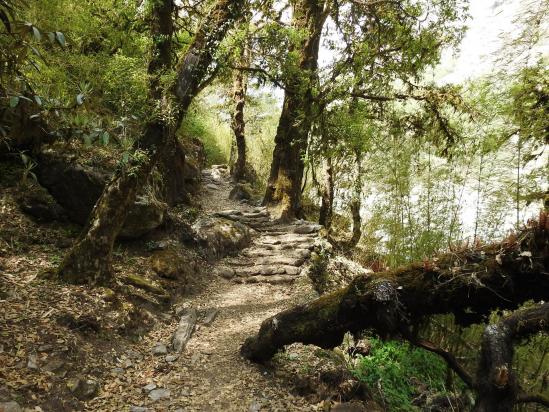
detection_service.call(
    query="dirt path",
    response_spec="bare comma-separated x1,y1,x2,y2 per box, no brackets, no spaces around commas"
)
91,166,322,412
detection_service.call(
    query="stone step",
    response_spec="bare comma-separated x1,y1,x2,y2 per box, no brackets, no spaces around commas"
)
241,248,310,260
256,256,305,266
234,274,297,285
234,264,302,277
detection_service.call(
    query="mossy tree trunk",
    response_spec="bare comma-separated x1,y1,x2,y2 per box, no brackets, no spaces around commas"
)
263,0,328,221
58,0,243,285
318,157,334,229
242,221,549,362
231,38,248,181
474,303,549,411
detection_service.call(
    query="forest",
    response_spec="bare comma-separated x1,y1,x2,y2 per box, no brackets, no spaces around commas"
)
0,0,547,411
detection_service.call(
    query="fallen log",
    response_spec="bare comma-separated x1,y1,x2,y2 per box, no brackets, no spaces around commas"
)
241,218,549,362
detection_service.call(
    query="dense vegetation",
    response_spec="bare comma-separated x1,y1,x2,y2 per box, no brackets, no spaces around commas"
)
0,0,547,411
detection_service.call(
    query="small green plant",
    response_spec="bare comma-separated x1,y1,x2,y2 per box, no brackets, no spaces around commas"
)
352,337,457,411
19,151,37,184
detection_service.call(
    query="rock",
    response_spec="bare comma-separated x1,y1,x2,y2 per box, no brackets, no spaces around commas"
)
192,217,252,260
201,308,219,326
36,150,108,225
215,266,235,279
111,367,125,375
129,407,148,412
43,358,64,372
206,183,219,191
26,354,38,370
172,309,197,353
119,195,167,239
148,388,171,401
293,223,321,234
229,183,253,201
15,181,65,222
142,383,157,393
165,354,179,362
67,377,99,400
0,401,22,412
210,164,229,180
150,248,198,280
308,254,373,294
331,402,369,411
36,150,166,238
151,343,168,356
249,400,261,412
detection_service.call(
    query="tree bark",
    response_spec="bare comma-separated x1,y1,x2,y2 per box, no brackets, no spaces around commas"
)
57,0,243,285
318,157,334,229
231,40,248,181
473,303,549,412
241,220,549,362
263,0,328,221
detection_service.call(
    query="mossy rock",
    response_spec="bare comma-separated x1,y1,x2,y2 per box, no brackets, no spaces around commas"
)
150,248,198,280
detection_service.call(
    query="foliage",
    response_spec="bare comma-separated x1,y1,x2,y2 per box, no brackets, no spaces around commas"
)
352,337,460,411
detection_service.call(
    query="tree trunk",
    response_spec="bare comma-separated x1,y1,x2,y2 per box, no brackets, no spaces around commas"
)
474,303,549,412
318,157,334,229
57,0,243,285
263,0,327,221
231,41,248,181
241,219,549,362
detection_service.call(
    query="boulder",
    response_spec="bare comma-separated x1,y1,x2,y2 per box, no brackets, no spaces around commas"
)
15,181,65,222
229,183,253,201
150,248,199,280
36,150,166,238
119,195,167,239
36,150,108,225
192,216,251,260
307,253,373,295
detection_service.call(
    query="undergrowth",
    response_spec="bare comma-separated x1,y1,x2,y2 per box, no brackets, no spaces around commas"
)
352,338,462,411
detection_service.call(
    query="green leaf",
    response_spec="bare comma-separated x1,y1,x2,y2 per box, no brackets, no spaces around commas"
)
55,32,65,47
9,96,19,108
47,32,55,43
101,131,110,146
34,95,42,106
31,25,41,41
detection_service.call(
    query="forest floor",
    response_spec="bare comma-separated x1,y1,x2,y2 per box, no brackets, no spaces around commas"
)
0,162,376,412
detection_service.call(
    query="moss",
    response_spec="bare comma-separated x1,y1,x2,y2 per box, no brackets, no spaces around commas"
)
122,273,166,295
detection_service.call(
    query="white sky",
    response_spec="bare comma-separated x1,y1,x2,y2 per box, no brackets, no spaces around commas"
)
437,0,547,84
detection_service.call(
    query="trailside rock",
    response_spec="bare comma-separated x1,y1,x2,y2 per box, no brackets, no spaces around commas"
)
119,195,167,239
307,253,373,295
66,377,99,400
15,181,66,222
36,150,167,238
229,183,253,201
192,216,252,260
0,401,22,412
150,248,199,280
172,308,197,353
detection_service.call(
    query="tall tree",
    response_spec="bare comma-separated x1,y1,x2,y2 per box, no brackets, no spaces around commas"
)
263,0,329,220
230,24,249,181
57,0,243,285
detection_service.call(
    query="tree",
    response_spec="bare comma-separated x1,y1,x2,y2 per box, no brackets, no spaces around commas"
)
262,0,328,220
57,0,244,285
230,21,249,181
262,0,467,220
